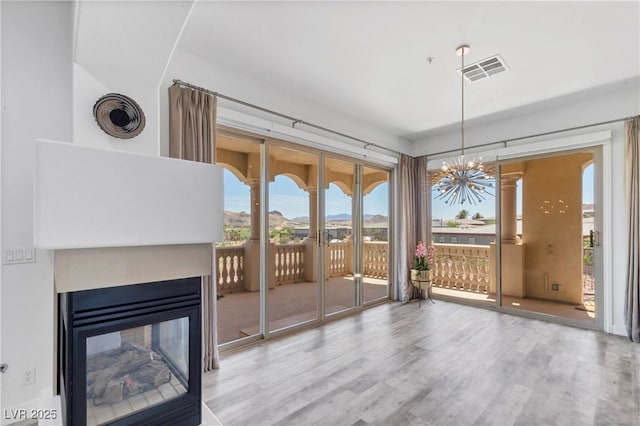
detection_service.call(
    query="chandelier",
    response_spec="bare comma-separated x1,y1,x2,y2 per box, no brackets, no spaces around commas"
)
433,45,494,205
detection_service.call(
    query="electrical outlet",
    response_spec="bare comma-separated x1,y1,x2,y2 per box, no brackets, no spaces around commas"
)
23,367,35,385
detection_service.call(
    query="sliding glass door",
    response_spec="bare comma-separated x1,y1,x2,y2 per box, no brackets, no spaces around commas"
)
216,129,393,345
267,144,320,332
428,146,602,328
429,165,496,307
362,165,390,304
322,156,357,315
498,150,599,325
214,131,264,344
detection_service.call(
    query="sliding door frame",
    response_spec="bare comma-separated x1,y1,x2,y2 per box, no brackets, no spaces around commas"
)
260,140,394,340
495,147,604,330
427,130,611,331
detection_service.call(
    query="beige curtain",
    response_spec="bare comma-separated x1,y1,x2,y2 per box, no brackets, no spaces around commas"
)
625,116,640,343
417,156,430,248
396,154,430,302
168,84,220,369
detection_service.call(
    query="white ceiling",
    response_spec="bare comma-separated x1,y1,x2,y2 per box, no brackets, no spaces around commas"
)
75,1,640,145
178,1,639,141
74,0,193,87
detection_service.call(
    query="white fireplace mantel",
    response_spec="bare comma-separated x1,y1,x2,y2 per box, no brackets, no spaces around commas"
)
33,139,223,293
34,139,223,250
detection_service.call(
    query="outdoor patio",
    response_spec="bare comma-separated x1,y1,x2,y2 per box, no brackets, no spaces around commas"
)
217,276,388,344
216,240,596,344
431,287,595,322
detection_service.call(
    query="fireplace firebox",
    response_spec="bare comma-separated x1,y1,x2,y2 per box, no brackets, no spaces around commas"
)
59,277,202,426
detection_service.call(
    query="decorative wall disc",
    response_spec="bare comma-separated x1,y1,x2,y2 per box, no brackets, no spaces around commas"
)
93,93,145,139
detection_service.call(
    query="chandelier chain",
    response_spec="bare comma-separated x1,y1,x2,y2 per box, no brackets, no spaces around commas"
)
461,44,465,157
431,44,495,205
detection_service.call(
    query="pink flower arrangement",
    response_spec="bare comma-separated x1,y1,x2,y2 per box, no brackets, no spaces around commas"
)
414,241,436,270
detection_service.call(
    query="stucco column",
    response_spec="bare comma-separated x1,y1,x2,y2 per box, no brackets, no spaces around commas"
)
308,188,318,241
304,188,318,282
248,179,260,241
244,178,263,291
500,174,521,243
498,173,525,298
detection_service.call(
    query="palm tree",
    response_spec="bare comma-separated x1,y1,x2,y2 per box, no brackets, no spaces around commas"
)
456,209,469,220
472,212,484,220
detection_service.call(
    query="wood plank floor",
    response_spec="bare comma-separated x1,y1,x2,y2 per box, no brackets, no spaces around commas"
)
203,300,640,426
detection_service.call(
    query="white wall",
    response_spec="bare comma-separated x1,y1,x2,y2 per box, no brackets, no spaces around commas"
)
159,48,410,157
0,1,4,415
71,0,194,157
414,80,639,336
1,1,72,420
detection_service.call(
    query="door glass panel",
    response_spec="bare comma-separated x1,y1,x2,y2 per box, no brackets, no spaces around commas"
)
499,152,596,323
324,157,356,315
215,133,262,343
86,319,188,426
430,165,496,306
362,166,390,303
268,145,319,331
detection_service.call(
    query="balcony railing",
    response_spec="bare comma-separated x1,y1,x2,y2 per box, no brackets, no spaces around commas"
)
328,242,350,278
363,241,388,278
215,241,390,294
432,243,491,293
219,241,594,298
216,246,245,294
275,243,305,284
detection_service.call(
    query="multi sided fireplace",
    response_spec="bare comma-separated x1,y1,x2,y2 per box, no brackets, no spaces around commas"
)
59,277,202,426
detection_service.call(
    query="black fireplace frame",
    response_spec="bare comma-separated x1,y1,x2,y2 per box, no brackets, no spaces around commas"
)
59,277,202,426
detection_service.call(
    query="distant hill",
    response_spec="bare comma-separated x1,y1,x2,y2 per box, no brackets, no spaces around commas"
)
326,213,351,221
268,210,288,228
224,210,251,227
290,216,309,223
224,210,387,229
364,214,388,226
224,210,290,228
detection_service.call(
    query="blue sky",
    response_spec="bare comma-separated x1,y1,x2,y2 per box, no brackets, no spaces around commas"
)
223,169,388,218
224,164,593,220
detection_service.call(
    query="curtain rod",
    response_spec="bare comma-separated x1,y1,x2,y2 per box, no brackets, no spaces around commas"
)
172,79,401,156
428,115,638,157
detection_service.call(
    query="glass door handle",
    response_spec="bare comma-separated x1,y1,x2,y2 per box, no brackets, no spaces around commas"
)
317,230,330,246
590,230,601,247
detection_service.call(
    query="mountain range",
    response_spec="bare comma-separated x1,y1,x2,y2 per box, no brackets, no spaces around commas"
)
225,211,387,228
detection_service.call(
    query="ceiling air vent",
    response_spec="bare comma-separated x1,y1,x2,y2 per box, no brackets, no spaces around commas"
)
459,54,509,82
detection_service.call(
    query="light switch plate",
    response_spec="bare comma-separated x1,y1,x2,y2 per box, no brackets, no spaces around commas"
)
3,248,37,265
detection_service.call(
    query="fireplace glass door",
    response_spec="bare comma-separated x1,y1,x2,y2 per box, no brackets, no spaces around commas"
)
60,278,201,426
85,318,189,426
